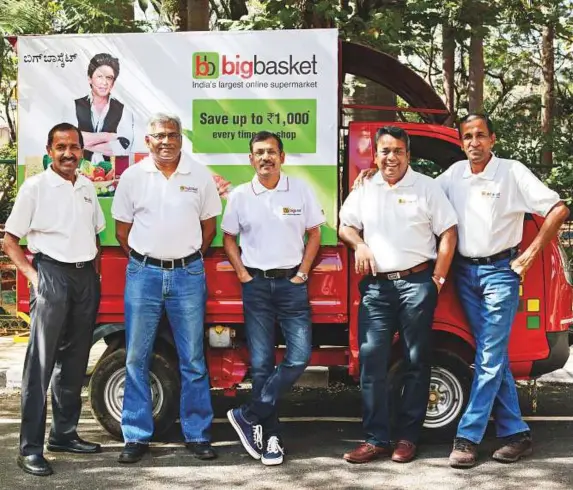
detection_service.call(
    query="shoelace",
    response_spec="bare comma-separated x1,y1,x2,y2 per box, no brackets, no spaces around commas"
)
266,436,284,455
253,424,263,451
454,440,474,452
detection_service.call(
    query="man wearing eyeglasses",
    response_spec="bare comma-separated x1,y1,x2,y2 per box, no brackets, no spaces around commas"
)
222,131,324,466
111,113,222,464
339,126,458,464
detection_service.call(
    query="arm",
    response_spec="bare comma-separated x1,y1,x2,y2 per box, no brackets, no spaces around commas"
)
511,202,570,276
199,217,217,255
2,233,38,289
82,131,117,147
433,225,457,292
339,224,377,276
291,226,321,284
86,142,114,156
223,233,252,283
115,220,133,256
94,235,102,275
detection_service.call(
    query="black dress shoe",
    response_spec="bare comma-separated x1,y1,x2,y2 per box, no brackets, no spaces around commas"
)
118,443,149,464
47,437,102,454
17,454,53,476
186,442,218,460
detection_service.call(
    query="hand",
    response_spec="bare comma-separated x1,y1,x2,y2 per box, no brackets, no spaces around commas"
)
213,174,233,199
352,168,378,190
290,275,306,284
238,271,254,284
510,252,534,278
354,243,377,276
29,269,39,290
432,275,443,293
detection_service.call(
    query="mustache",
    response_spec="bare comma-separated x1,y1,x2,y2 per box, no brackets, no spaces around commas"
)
60,157,77,163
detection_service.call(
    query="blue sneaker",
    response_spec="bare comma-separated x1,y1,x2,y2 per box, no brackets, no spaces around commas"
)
227,408,263,459
261,436,285,466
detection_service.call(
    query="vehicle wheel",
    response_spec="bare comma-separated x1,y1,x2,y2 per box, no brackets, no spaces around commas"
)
388,350,472,438
89,347,180,440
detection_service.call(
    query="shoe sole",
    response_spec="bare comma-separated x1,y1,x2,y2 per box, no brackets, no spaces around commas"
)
46,445,101,454
343,455,382,464
492,447,533,463
449,459,476,469
118,455,145,464
17,459,53,477
261,456,284,466
227,410,261,460
391,455,415,463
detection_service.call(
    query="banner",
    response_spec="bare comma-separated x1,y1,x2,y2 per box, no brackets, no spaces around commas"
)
17,29,339,246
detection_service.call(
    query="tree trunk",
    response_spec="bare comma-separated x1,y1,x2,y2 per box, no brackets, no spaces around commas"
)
229,0,248,20
541,22,554,168
442,23,455,126
468,24,484,113
186,0,209,30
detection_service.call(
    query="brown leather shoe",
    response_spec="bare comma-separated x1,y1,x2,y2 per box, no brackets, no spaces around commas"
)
391,440,416,463
449,438,478,468
492,432,532,463
343,442,391,464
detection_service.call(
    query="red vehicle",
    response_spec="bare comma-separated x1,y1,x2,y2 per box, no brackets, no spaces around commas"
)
16,43,573,439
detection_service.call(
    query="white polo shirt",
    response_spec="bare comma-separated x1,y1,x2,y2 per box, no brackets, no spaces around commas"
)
5,167,105,262
340,167,458,273
221,173,325,270
111,155,222,259
436,155,561,258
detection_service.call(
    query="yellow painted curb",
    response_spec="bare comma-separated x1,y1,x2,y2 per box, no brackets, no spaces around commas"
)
17,312,31,324
13,332,30,343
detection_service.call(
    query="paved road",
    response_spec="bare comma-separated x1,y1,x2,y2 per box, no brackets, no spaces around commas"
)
0,384,572,489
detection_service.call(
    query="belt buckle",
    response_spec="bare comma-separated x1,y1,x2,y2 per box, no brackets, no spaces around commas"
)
263,270,273,279
162,259,175,270
387,272,401,280
75,262,85,269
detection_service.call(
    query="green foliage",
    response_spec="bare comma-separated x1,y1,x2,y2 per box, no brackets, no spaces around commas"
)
0,144,16,223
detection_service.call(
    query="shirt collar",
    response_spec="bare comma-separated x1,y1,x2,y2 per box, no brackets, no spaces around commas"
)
462,153,500,180
45,165,86,188
251,173,289,195
373,166,417,188
140,155,191,174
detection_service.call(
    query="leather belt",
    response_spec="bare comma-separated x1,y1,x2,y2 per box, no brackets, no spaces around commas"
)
35,253,92,269
377,261,431,281
130,250,201,269
246,266,298,279
458,247,518,265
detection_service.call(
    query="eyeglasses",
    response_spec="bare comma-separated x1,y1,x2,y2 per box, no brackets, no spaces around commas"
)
148,132,182,141
253,149,280,158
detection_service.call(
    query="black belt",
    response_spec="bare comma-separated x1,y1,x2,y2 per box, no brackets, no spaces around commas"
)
36,253,93,269
376,261,431,280
130,250,201,269
459,247,518,265
246,266,298,279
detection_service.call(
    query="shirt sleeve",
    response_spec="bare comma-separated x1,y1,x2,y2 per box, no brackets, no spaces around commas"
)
5,181,36,239
303,183,326,229
339,187,364,231
200,173,223,220
109,105,134,155
427,181,458,236
111,172,134,223
221,188,240,235
435,168,452,199
513,161,561,217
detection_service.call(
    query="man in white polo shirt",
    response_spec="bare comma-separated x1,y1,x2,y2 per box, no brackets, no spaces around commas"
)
111,113,222,464
222,131,324,466
339,126,458,464
3,123,105,477
438,114,570,468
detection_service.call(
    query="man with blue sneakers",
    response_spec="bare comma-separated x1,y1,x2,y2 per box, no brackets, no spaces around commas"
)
222,131,324,465
438,113,570,468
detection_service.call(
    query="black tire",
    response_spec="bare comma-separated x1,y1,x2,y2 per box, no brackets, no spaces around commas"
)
388,350,472,439
89,347,180,440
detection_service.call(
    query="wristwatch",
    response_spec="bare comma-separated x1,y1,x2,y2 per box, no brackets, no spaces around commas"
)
296,271,309,282
433,275,446,285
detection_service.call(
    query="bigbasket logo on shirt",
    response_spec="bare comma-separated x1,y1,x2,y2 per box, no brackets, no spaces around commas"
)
397,197,417,204
282,207,302,216
180,185,199,193
481,190,501,199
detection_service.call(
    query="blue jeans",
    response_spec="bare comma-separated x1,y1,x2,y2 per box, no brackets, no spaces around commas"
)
121,256,213,443
241,275,312,436
455,256,530,443
358,268,437,446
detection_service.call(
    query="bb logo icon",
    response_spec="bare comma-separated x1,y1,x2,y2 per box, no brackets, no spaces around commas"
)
193,52,219,79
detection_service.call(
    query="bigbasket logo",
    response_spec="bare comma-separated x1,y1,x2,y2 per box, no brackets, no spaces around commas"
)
193,52,318,80
193,52,220,79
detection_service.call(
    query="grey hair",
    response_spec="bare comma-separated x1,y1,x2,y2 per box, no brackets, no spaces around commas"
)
146,113,182,134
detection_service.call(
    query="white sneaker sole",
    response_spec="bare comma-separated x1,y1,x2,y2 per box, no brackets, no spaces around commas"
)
227,409,261,460
261,455,284,466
